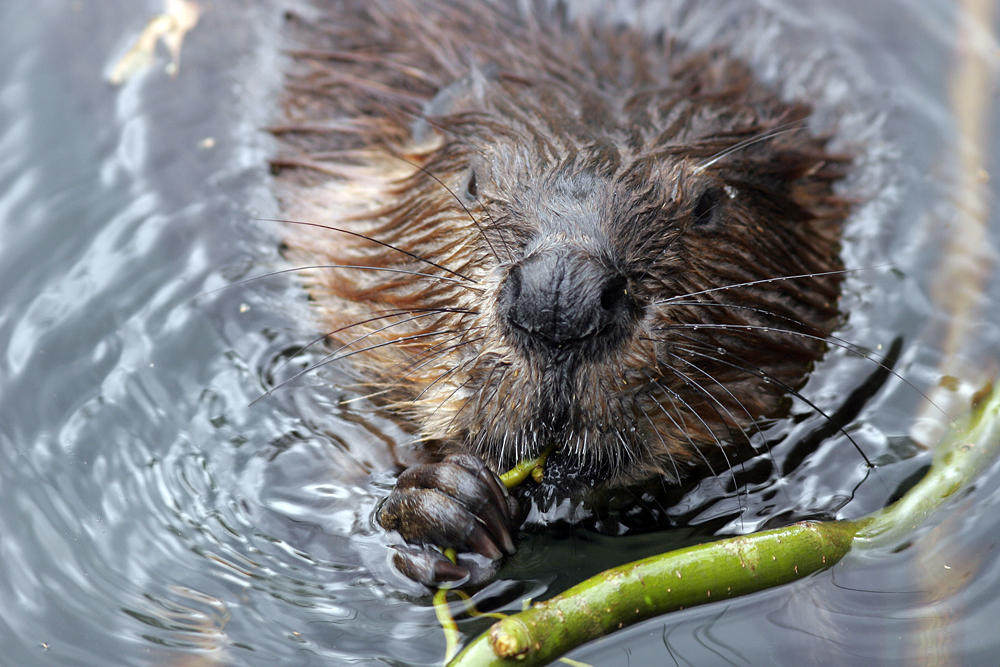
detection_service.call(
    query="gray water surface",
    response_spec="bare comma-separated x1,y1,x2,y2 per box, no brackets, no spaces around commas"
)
1,1,999,666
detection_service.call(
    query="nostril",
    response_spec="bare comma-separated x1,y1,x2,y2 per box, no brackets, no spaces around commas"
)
599,274,628,312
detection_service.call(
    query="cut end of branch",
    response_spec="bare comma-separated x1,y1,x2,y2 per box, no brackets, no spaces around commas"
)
489,617,532,659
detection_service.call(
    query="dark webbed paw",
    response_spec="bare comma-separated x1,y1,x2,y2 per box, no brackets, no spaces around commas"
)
378,454,519,586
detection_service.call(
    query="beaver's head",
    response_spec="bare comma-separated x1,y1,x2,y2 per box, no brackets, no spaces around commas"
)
279,16,848,489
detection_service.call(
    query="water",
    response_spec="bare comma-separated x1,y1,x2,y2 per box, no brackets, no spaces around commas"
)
0,0,998,666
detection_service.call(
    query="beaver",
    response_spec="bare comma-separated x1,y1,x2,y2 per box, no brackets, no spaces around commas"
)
271,0,850,586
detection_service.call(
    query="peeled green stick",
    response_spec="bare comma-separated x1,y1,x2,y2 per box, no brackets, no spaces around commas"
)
500,443,556,488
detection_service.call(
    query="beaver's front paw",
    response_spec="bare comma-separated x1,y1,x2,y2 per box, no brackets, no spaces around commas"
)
378,454,519,586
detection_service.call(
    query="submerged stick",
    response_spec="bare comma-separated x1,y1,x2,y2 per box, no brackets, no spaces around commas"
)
448,385,1000,667
434,587,462,664
858,382,1000,547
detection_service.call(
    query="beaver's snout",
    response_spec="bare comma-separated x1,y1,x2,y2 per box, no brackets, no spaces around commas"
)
501,250,636,357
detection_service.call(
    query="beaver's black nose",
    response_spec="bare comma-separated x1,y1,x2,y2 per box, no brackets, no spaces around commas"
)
502,250,634,354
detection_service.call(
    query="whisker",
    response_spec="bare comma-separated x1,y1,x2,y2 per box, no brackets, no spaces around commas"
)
267,217,477,282
661,353,762,446
660,351,782,512
324,312,458,363
657,322,832,349
693,120,807,173
295,263,476,287
410,338,487,401
252,330,446,405
662,349,771,439
470,365,514,446
384,326,485,382
340,332,485,405
396,110,519,255
676,342,873,468
638,409,682,482
191,263,477,305
647,373,739,491
643,374,721,477
385,153,507,263
662,300,832,336
411,117,520,260
340,386,397,405
656,319,948,422
655,266,886,305
434,362,504,435
282,305,478,372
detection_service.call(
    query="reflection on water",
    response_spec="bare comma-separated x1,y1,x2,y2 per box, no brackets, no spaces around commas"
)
0,0,997,666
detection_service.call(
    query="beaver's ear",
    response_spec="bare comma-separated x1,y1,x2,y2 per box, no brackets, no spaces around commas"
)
412,63,499,144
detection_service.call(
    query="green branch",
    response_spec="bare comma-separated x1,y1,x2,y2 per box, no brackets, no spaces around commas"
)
450,521,865,666
448,385,1000,667
858,386,1000,547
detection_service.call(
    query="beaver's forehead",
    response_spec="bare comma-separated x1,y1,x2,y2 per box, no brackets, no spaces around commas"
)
476,148,693,230
474,67,779,156
480,134,688,197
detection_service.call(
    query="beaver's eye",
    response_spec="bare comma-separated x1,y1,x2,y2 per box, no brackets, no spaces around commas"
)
464,170,479,201
692,189,720,227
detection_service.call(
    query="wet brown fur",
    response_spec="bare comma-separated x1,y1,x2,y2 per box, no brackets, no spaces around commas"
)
272,0,849,489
